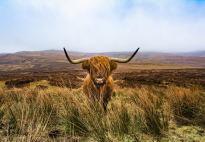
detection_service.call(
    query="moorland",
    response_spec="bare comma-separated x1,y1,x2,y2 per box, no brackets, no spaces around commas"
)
0,50,205,141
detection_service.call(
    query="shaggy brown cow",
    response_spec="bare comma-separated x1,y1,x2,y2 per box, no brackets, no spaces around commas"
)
63,48,140,113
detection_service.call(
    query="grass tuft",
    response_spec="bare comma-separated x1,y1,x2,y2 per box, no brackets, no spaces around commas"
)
166,86,205,127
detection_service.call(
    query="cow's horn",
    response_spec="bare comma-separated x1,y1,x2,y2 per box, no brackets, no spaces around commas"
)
110,47,140,63
63,48,88,64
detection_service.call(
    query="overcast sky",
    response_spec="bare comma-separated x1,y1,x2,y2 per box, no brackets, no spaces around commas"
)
0,0,205,53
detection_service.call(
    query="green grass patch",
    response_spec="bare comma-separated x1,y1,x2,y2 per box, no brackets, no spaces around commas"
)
0,81,5,89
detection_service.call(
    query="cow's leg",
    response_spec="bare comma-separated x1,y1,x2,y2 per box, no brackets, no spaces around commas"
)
103,95,111,115
103,101,108,115
102,88,112,115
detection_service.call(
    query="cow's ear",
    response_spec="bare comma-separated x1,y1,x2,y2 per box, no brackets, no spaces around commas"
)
110,60,118,73
82,60,90,72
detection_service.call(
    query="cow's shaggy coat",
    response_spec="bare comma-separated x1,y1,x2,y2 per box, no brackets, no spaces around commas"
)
82,56,117,112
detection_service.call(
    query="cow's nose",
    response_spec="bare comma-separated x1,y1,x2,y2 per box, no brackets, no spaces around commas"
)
97,75,103,78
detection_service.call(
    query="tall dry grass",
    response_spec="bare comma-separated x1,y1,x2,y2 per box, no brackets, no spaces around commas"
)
165,85,205,126
0,84,204,141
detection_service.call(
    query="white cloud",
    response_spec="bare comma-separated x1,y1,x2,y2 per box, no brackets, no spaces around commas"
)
0,0,205,53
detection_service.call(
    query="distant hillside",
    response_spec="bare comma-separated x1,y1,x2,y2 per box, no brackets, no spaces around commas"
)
0,50,205,72
80,51,205,67
178,51,205,57
133,53,205,68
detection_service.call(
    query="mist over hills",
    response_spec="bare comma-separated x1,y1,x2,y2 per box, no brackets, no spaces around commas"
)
1,49,205,57
11,49,205,57
177,51,205,57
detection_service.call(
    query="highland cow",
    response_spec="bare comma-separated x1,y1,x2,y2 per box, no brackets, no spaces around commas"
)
63,47,140,113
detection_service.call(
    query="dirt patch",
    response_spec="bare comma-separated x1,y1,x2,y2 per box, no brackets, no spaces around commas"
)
5,78,35,88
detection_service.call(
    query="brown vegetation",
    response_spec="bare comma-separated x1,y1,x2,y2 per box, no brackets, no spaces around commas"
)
114,68,205,88
1,68,204,89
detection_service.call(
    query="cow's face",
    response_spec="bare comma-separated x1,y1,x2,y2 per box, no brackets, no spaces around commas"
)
82,56,117,86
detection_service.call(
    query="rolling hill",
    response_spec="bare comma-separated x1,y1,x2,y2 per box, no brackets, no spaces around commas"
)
0,50,205,72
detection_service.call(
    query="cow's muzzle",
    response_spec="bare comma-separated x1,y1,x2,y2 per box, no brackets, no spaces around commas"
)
93,77,106,86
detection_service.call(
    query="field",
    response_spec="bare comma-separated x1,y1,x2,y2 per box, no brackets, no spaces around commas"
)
0,50,205,141
0,67,205,141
